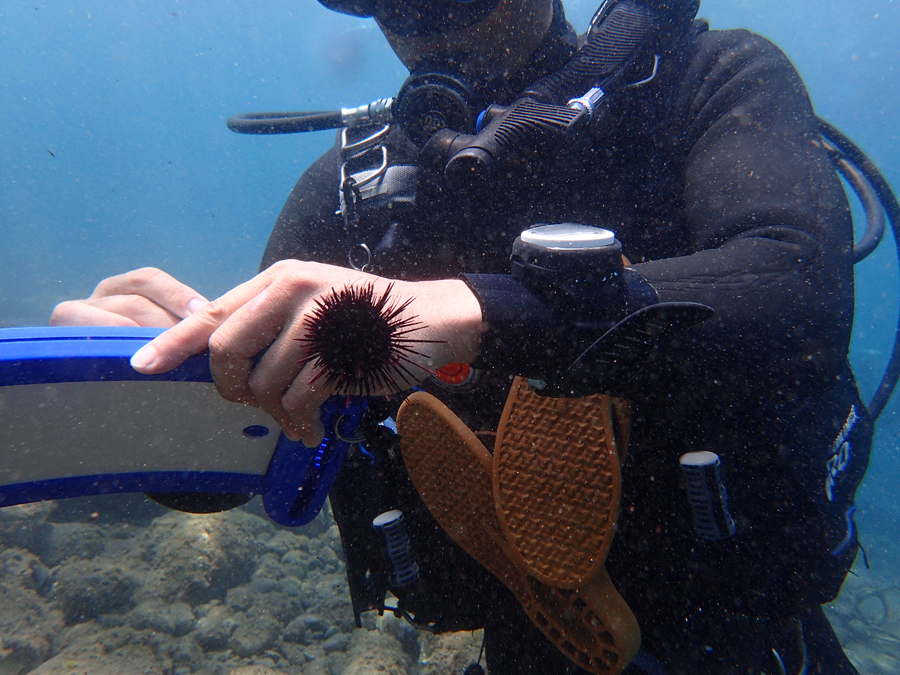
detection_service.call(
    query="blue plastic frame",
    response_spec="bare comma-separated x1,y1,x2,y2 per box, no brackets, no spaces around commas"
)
0,327,358,526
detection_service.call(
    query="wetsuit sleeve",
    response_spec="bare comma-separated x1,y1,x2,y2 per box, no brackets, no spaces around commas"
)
624,29,854,400
465,30,854,401
259,145,346,271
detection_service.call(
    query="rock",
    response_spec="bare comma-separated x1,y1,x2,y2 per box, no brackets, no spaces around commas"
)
52,558,139,623
0,502,56,549
0,646,44,675
0,545,53,595
339,629,409,675
417,630,484,675
231,613,279,658
138,511,263,605
0,548,64,675
276,641,311,667
282,618,305,645
26,651,168,675
372,613,419,661
30,623,168,675
31,521,106,567
324,524,343,553
277,575,304,599
251,590,305,625
226,585,255,611
196,604,239,650
0,497,399,675
0,501,56,523
264,530,302,558
47,493,166,526
307,575,356,634
322,633,351,655
228,667,292,675
281,544,326,578
318,544,344,574
253,552,288,582
825,561,900,675
303,660,339,675
284,614,333,645
127,600,195,636
30,557,54,596
162,634,207,673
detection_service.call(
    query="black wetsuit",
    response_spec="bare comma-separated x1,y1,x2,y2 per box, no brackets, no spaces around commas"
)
261,22,871,675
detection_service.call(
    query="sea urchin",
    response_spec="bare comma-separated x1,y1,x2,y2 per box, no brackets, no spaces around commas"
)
296,281,442,396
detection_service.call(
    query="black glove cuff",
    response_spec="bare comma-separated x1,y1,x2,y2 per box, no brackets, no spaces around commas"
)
460,270,662,390
459,273,560,378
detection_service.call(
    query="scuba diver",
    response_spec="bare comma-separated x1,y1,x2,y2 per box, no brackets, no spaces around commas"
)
52,0,894,672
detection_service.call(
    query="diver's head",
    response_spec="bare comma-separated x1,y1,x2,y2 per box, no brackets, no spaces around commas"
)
318,0,555,84
319,0,574,146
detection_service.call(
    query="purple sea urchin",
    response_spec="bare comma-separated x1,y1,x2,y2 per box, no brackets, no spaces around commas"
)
297,282,442,396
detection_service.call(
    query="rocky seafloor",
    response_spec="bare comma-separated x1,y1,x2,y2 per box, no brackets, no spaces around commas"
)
825,549,900,675
0,495,482,675
0,493,896,675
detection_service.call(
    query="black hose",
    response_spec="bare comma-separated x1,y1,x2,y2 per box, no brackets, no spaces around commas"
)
522,0,699,106
836,154,887,263
819,117,900,420
522,2,659,105
226,110,344,135
821,138,887,263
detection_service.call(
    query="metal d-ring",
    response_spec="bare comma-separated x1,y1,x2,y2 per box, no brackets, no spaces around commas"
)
334,413,366,444
348,242,372,272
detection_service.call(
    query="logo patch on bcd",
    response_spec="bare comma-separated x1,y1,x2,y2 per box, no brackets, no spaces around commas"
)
825,406,859,502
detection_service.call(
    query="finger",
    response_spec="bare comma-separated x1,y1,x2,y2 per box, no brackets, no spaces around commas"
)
131,273,276,374
244,330,307,417
50,301,142,328
209,271,318,367
93,268,208,319
204,262,323,405
207,285,303,407
282,367,332,446
90,295,183,327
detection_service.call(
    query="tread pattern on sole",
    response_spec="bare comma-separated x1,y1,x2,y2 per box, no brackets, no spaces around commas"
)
397,393,530,601
397,387,640,675
494,378,621,589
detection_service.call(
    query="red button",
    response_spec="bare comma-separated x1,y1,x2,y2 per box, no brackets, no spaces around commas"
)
435,362,472,385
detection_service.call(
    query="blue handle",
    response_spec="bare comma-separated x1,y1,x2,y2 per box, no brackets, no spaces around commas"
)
262,397,366,526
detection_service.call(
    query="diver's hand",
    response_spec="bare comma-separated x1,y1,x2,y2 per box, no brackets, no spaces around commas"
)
49,268,209,328
128,260,483,446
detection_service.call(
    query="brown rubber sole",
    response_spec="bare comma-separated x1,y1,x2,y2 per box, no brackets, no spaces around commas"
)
398,380,640,675
494,378,622,589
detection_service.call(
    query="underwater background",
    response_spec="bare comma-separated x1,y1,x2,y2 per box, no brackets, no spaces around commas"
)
1,0,899,673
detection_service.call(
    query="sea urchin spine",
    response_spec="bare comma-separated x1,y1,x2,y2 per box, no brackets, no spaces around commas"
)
296,281,443,396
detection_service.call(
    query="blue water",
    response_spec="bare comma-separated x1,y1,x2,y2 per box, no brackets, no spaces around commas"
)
1,0,899,669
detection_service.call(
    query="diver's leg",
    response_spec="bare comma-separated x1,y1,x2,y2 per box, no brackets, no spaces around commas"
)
483,589,588,675
801,605,860,675
482,597,861,675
